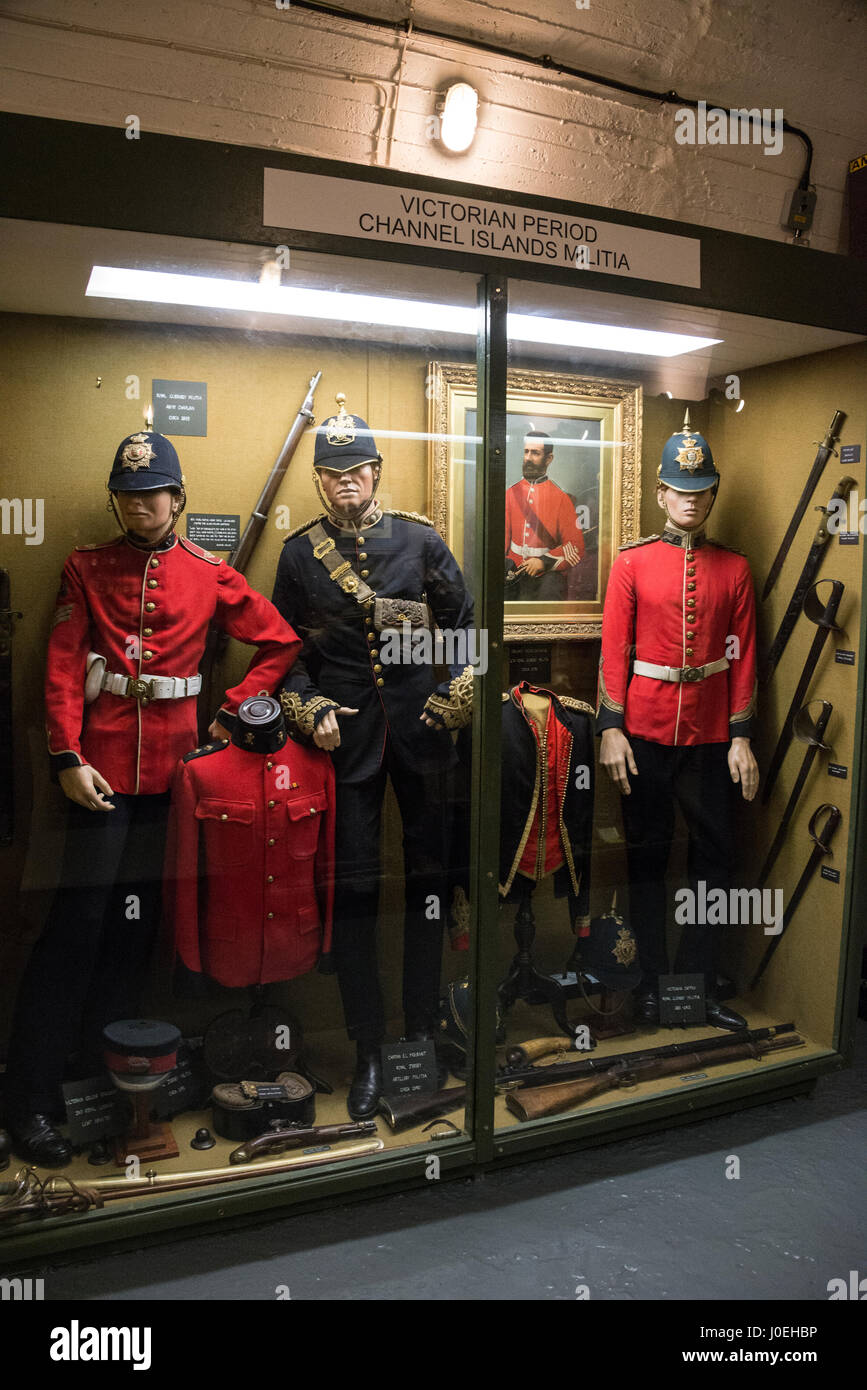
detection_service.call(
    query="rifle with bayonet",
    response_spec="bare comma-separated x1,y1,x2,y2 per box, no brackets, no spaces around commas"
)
379,1022,797,1130
199,371,322,737
507,1033,804,1121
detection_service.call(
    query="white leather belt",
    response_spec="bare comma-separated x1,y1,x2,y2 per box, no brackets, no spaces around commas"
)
101,670,202,701
510,543,548,558
633,657,729,684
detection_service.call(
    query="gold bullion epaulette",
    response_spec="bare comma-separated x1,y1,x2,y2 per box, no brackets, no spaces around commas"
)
558,696,595,716
708,538,747,556
75,537,123,552
618,534,660,551
283,514,326,543
182,741,230,763
386,509,435,527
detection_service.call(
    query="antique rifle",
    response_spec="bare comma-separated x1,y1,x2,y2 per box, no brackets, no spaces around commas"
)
762,410,845,600
507,1034,804,1121
199,371,322,736
229,1120,377,1164
0,568,22,845
379,1023,797,1130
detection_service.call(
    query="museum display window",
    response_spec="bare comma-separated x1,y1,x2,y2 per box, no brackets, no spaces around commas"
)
0,114,864,1253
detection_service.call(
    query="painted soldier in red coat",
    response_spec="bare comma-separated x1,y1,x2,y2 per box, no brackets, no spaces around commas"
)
505,431,585,601
5,431,300,1166
597,412,758,1030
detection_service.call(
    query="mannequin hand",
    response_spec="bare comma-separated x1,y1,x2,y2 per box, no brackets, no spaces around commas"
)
420,713,441,728
59,764,115,812
208,717,231,742
517,557,544,577
313,707,358,751
600,728,638,795
728,736,758,801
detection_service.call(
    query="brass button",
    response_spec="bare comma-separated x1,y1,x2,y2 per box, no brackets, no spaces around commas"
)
360,569,369,578
268,799,276,808
686,598,695,607
143,627,152,636
376,677,384,687
370,649,379,659
686,550,694,560
150,557,160,568
267,912,274,920
268,837,276,846
267,875,274,883
143,650,153,660
267,761,273,770
367,633,375,643
145,601,156,611
291,781,298,789
220,813,228,821
147,579,158,589
309,807,316,816
687,582,696,591
140,697,149,706
365,618,372,627
687,567,696,576
685,648,694,656
358,551,367,560
686,631,695,640
373,664,382,673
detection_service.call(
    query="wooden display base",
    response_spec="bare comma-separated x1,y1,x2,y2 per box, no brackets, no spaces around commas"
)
114,1122,179,1167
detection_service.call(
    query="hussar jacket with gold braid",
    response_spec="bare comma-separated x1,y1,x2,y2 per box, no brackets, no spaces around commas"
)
596,529,758,746
45,534,300,794
272,511,474,783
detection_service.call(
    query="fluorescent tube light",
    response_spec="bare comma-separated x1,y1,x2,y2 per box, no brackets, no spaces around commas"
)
86,267,721,358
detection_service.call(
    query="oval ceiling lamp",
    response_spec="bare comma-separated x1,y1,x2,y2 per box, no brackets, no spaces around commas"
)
440,82,479,153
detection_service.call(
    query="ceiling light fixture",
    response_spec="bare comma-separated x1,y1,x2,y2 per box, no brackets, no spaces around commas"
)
439,83,479,153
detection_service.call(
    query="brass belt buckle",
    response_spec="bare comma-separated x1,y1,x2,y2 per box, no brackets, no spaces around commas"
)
127,677,155,701
681,665,701,683
313,536,335,559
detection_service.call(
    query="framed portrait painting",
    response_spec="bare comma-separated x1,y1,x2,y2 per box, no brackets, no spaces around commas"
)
426,363,642,640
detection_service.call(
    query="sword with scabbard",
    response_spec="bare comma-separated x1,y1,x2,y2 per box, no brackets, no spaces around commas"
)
750,803,842,990
762,580,844,802
757,700,833,885
762,410,846,600
760,477,855,685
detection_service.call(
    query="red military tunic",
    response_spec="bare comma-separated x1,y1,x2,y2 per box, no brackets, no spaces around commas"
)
45,534,301,794
164,738,335,987
597,527,757,746
505,477,585,569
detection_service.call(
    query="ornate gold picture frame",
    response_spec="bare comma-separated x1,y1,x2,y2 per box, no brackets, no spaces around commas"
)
426,362,642,640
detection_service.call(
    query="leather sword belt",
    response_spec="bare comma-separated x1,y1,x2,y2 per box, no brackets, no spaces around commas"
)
633,657,729,684
101,669,203,701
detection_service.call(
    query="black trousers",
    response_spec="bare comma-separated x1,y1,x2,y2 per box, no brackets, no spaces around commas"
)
619,738,734,994
332,743,451,1042
508,568,567,603
4,793,169,1115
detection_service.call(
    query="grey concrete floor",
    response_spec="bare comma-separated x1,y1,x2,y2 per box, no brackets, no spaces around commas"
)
33,1021,867,1301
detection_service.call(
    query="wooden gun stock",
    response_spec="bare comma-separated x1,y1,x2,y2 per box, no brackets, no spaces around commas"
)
506,1036,588,1066
229,1119,377,1164
507,1035,804,1121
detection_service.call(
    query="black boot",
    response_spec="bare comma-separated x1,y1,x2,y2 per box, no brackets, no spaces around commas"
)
347,1041,383,1120
7,1111,74,1168
705,998,748,1031
633,986,660,1025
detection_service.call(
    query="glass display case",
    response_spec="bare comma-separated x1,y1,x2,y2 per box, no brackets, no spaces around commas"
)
0,113,864,1257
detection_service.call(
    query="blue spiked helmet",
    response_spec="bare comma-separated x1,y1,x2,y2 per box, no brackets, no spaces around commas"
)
313,394,382,472
658,409,719,492
108,431,183,492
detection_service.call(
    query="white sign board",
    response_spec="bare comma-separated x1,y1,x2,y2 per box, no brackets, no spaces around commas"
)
263,169,701,288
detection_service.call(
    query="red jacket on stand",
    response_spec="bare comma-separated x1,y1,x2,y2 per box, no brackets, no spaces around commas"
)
164,737,336,988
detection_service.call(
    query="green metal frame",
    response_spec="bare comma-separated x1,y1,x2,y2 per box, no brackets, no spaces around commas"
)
0,112,865,1263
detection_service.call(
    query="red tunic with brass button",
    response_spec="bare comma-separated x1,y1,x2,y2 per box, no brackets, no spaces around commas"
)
45,534,301,794
505,476,585,568
164,739,335,987
596,530,757,745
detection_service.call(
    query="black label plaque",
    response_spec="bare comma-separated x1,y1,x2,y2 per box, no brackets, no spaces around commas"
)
838,532,859,546
659,973,706,1027
62,1075,128,1144
821,865,841,883
153,379,207,435
835,650,856,665
380,1040,438,1098
840,444,861,465
827,763,848,779
153,1043,211,1119
186,513,241,551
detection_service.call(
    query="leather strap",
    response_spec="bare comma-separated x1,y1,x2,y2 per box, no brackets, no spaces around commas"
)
633,656,729,683
306,523,376,605
101,670,202,700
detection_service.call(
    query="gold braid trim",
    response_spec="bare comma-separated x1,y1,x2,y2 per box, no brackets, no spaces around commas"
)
386,509,435,527
558,696,595,716
618,534,660,551
423,665,474,730
730,680,758,726
279,689,340,737
282,514,325,543
597,656,624,714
